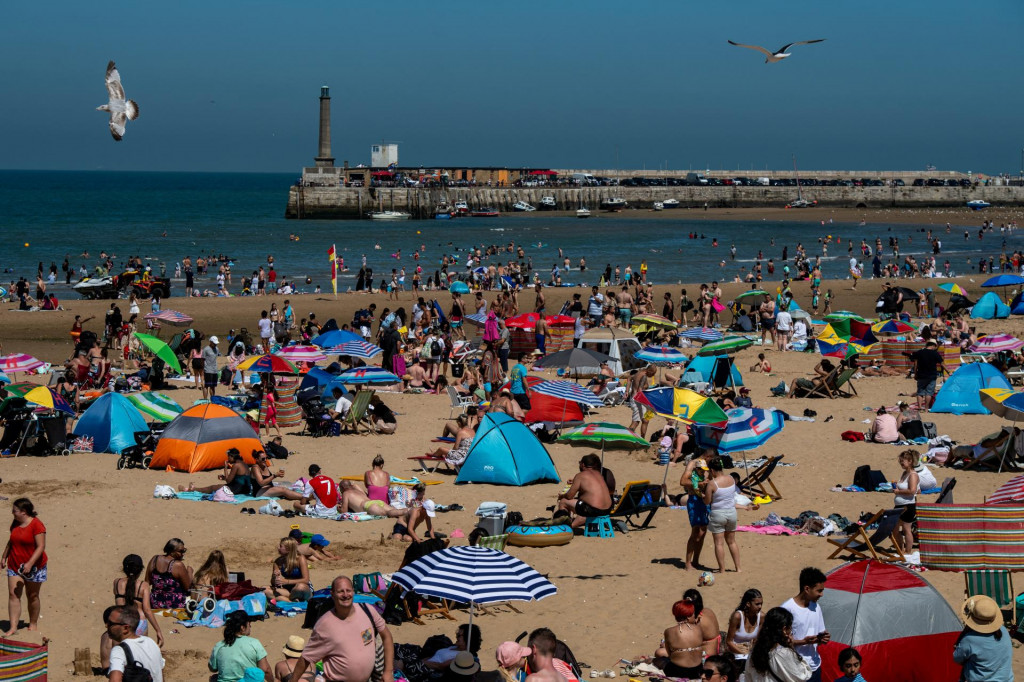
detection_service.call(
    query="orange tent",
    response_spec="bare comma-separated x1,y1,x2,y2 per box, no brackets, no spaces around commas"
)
149,403,264,473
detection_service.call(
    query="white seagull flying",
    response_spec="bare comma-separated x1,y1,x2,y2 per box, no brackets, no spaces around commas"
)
727,39,825,63
96,60,139,141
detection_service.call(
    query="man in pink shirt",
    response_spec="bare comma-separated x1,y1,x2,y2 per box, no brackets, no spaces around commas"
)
290,576,394,682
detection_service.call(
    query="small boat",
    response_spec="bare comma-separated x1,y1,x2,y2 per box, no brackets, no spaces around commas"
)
539,196,557,209
600,197,627,211
433,204,454,219
471,208,500,217
576,208,591,218
788,198,815,209
369,211,411,220
662,198,680,209
967,200,991,210
652,202,664,211
512,200,536,212
454,201,469,215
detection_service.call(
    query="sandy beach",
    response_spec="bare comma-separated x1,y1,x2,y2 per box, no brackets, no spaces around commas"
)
3,271,1024,680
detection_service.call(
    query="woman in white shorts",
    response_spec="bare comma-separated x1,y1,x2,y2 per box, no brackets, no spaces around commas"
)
702,456,741,573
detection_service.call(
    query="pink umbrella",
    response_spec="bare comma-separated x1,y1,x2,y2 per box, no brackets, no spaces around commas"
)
274,345,327,363
987,475,1024,504
970,334,1024,354
0,354,45,373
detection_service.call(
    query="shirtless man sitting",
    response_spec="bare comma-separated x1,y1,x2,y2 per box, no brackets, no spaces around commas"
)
556,454,614,529
525,628,568,682
405,357,432,391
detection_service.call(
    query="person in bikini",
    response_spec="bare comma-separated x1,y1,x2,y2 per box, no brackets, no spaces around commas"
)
556,454,613,529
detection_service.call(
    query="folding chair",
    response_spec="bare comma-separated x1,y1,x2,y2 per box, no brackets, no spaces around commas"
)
608,480,665,529
963,427,1016,472
964,569,1016,628
372,580,455,626
408,453,459,475
831,367,858,397
446,386,475,420
826,508,906,562
803,367,840,399
342,390,374,434
738,455,784,500
476,533,509,551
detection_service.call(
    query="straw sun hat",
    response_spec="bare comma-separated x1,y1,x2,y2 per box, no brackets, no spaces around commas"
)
282,635,306,658
961,595,1003,634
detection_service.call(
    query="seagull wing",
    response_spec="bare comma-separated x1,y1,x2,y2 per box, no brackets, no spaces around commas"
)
105,60,125,102
109,112,126,141
727,41,776,58
777,39,826,53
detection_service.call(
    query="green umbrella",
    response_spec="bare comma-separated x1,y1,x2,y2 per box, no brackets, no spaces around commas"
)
735,289,769,301
558,421,649,467
696,336,753,356
126,391,184,422
134,332,183,374
823,310,867,323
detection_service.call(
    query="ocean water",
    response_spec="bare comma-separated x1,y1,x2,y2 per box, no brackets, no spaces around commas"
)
0,170,1014,296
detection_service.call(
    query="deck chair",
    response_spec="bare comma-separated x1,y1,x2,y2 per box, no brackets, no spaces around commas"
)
738,455,784,500
372,580,455,626
827,508,906,562
831,367,858,397
341,389,374,434
963,427,1016,472
964,569,1016,628
446,385,475,420
473,533,523,615
709,356,737,393
802,367,840,399
609,480,665,529
408,453,460,474
935,477,957,504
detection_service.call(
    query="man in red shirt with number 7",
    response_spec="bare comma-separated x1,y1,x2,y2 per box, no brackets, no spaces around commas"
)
294,464,340,517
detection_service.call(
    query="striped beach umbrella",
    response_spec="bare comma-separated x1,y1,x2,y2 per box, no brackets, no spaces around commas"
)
634,387,728,427
275,345,328,363
311,329,364,349
970,334,1024,354
334,340,383,359
558,421,648,467
338,366,401,385
23,386,75,415
635,345,689,364
681,327,724,342
134,333,183,374
0,354,45,374
987,475,1024,504
143,309,194,326
126,391,184,422
237,353,299,374
871,319,917,335
464,313,488,328
696,336,753,357
631,314,677,330
694,407,785,454
978,388,1024,421
823,311,867,323
937,283,968,297
530,380,604,407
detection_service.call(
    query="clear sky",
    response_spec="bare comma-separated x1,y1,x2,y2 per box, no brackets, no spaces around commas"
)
3,0,1022,174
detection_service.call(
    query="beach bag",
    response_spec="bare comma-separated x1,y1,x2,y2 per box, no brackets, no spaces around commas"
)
899,420,927,440
266,440,289,459
72,435,94,453
841,431,866,442
853,465,886,492
212,486,236,503
431,338,443,357
153,485,176,499
923,422,938,439
302,596,334,629
215,579,260,600
219,366,231,385
118,642,154,682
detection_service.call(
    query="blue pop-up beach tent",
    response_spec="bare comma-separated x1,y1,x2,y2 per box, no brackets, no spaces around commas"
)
683,354,744,386
456,413,560,486
970,292,1010,319
1009,292,1024,316
299,367,351,401
73,392,149,453
931,362,1012,415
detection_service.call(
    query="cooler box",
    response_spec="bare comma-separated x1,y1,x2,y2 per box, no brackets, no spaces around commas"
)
474,501,507,535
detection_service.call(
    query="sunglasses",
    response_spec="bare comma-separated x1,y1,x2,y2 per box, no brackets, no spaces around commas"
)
700,671,718,679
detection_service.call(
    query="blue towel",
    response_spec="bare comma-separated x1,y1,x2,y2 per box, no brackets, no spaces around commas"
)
173,491,273,505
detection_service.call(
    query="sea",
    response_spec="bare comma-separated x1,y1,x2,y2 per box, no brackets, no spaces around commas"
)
0,170,1016,296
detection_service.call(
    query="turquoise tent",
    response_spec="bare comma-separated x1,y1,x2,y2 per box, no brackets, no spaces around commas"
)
1010,292,1024,316
73,393,149,453
455,413,560,486
970,292,1010,319
681,354,744,386
931,362,1012,415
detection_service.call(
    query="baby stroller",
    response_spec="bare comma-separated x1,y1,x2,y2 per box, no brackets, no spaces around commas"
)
11,412,72,457
0,399,37,456
298,394,332,437
117,426,163,470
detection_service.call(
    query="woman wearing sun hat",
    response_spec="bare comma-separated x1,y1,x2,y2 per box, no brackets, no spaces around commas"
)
953,595,1012,681
274,635,304,682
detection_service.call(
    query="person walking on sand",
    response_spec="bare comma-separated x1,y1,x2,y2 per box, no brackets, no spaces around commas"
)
781,567,829,682
2,499,47,637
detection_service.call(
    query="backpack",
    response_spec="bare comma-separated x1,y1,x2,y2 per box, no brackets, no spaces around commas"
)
119,642,154,682
431,339,443,357
853,464,886,492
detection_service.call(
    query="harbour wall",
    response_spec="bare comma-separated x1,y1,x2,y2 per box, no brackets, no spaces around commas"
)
285,185,1024,220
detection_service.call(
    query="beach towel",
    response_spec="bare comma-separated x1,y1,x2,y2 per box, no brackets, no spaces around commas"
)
170,490,273,505
180,592,267,628
737,524,797,535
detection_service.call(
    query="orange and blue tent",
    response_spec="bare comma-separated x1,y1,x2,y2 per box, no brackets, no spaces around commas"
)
149,403,263,472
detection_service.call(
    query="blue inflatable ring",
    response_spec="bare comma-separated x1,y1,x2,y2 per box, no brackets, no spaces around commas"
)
506,524,573,547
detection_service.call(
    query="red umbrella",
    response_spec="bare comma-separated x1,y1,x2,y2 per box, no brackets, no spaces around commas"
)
528,170,558,176
505,313,541,330
545,315,576,327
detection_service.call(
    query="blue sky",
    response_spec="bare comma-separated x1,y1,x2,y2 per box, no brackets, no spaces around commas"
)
3,0,1022,174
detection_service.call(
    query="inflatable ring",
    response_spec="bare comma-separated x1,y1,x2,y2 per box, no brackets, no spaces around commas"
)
506,524,573,548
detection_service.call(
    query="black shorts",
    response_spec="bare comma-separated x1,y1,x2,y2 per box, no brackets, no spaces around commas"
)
574,499,611,518
392,523,409,536
663,662,702,679
898,504,917,523
191,358,203,372
204,372,218,388
513,393,532,411
762,318,775,329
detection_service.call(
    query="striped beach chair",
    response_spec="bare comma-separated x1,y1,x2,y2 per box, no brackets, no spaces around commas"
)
964,569,1017,628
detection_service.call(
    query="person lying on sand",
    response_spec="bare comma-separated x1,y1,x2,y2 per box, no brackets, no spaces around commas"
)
338,480,407,518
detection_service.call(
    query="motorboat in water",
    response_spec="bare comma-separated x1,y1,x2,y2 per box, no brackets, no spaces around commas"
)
652,202,664,211
434,204,454,219
662,198,680,208
600,197,627,211
454,201,469,215
539,196,557,209
369,210,412,220
512,200,536,212
576,208,592,218
967,199,991,210
471,208,500,217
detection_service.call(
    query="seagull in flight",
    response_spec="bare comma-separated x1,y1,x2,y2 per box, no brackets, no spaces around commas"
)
96,60,139,141
727,39,825,63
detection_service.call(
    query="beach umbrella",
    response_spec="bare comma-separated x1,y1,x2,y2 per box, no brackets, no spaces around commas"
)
694,407,785,472
937,283,968,297
143,309,194,326
981,274,1024,302
334,340,383,359
1,383,41,398
681,327,723,342
631,314,677,330
871,319,917,335
970,334,1024,354
634,387,728,427
504,313,541,330
391,545,556,651
696,336,753,357
126,391,184,422
987,475,1024,504
978,388,1024,421
311,329,364,349
789,309,814,324
22,386,75,415
0,354,45,374
735,289,769,301
558,421,648,467
464,313,487,328
635,345,689,364
237,353,299,374
817,321,877,356
823,311,866,323
450,281,471,294
134,333,183,373
275,345,328,363
338,366,401,385
530,380,604,407
533,348,612,375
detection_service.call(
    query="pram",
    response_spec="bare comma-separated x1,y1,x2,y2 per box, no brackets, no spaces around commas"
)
1,404,72,457
117,425,165,470
298,395,333,437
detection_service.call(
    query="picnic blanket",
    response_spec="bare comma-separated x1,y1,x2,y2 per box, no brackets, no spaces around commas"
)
170,490,273,505
918,503,1024,570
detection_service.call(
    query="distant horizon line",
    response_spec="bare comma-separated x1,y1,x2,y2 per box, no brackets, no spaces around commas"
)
0,166,1003,175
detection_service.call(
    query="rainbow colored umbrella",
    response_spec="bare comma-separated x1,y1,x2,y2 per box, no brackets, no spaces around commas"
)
237,353,299,374
2,383,41,398
275,345,328,363
134,333,183,374
23,386,75,415
871,319,917,335
937,283,969,296
126,391,184,422
634,387,728,427
558,421,648,466
817,320,877,357
0,354,45,373
970,334,1024,354
696,337,753,357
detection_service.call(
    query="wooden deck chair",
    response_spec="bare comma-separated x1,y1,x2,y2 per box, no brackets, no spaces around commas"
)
964,569,1017,628
446,386,475,420
609,480,665,529
826,508,906,562
831,367,858,397
408,453,459,474
473,533,522,615
371,581,455,626
803,367,840,399
342,389,374,434
963,427,1016,472
738,455,784,500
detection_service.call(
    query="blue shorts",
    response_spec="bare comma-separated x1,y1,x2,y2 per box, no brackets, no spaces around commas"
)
916,377,937,397
687,495,709,527
8,566,47,583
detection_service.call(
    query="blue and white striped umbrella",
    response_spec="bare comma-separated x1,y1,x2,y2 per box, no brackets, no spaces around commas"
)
531,379,605,407
334,340,383,359
680,327,724,342
338,366,401,385
693,407,785,454
464,313,488,328
635,345,689,364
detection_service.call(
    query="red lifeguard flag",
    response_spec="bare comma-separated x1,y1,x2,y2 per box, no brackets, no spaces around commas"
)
327,244,338,296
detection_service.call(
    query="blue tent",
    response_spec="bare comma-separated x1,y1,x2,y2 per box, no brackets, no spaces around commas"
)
72,393,149,453
970,292,1010,319
682,354,744,386
299,367,351,401
931,363,1012,415
1009,292,1024,316
455,413,560,486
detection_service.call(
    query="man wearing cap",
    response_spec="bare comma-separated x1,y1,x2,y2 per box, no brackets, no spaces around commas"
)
275,635,305,682
202,335,219,400
294,464,340,516
954,595,1012,681
290,576,394,682
906,340,945,410
735,387,753,408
